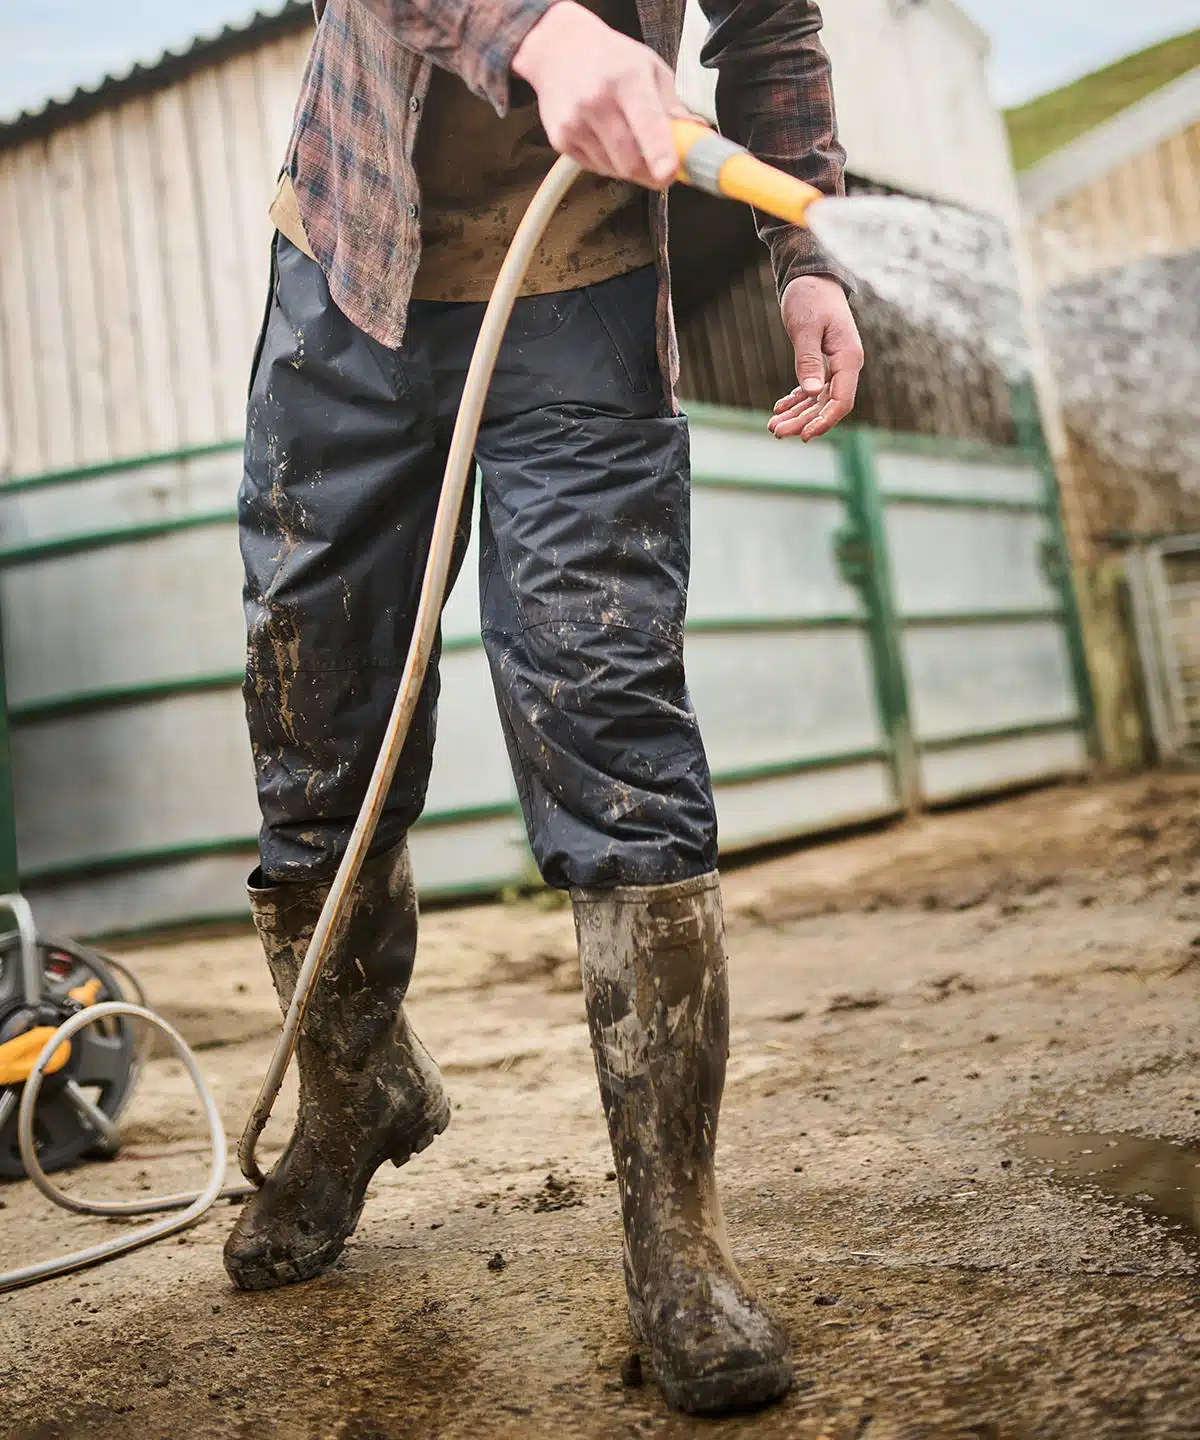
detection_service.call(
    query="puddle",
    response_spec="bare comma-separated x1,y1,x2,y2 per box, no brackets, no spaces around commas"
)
1017,1129,1200,1240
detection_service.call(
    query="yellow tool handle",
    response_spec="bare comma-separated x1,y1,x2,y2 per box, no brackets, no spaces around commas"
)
0,1028,72,1086
0,978,100,1086
671,118,824,226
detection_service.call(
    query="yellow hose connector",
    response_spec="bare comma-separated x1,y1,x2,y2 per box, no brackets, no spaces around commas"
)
671,118,824,226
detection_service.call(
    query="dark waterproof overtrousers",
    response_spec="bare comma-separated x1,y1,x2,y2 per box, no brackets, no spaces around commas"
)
240,236,718,889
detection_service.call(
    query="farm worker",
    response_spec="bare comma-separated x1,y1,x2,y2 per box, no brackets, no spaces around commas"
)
227,0,864,1414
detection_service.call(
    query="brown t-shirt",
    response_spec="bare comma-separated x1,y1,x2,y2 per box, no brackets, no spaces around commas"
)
409,0,655,300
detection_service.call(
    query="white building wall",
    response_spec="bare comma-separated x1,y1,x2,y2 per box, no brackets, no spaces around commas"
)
679,0,1022,224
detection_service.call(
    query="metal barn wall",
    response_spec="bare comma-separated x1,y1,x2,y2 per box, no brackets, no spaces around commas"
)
1019,69,1200,290
0,26,311,482
843,425,1091,801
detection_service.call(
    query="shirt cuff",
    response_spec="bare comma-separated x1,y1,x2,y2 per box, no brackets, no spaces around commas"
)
771,226,856,298
460,0,562,115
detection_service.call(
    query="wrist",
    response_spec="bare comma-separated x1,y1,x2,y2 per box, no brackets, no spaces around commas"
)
513,1,590,85
782,273,843,296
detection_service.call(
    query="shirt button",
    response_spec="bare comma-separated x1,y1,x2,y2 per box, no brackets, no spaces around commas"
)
410,95,421,113
408,202,419,219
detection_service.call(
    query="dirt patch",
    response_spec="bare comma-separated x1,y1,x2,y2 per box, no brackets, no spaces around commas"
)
729,771,1200,925
2,775,1199,1438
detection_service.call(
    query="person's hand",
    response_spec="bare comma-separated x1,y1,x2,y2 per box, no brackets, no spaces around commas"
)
768,276,864,442
513,0,684,189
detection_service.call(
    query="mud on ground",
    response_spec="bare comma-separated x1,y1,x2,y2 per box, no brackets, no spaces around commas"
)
2,774,1199,1439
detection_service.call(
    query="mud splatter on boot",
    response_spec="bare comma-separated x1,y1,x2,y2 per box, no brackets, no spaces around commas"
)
224,841,449,1291
573,872,793,1414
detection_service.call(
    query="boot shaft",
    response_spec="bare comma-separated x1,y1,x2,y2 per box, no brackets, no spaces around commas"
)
572,873,730,1230
573,871,729,1115
247,840,419,1063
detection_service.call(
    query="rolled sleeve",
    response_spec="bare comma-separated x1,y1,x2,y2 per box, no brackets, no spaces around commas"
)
698,0,853,296
354,0,560,114
456,0,562,113
771,223,855,298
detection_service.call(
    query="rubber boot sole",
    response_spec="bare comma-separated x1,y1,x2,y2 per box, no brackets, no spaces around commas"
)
224,1098,450,1293
655,1358,794,1415
627,1288,793,1415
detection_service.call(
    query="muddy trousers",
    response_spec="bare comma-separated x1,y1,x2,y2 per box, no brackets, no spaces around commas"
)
239,237,718,890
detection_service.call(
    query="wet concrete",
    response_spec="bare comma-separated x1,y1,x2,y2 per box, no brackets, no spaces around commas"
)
1,774,1198,1439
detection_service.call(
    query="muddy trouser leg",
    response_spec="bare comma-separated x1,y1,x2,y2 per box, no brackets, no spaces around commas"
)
475,265,791,1412
240,234,470,886
473,263,717,889
227,235,462,1291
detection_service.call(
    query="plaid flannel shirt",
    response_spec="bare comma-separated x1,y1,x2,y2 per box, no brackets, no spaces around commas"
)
288,0,848,399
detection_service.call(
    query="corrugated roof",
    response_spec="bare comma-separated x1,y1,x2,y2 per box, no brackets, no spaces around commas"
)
0,1,312,148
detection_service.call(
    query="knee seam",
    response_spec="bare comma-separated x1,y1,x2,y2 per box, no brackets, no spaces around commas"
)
482,618,683,651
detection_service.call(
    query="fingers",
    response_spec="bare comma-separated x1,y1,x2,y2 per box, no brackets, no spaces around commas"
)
603,65,680,189
773,381,824,415
798,340,863,440
548,87,677,189
768,343,863,442
586,108,658,188
768,391,825,438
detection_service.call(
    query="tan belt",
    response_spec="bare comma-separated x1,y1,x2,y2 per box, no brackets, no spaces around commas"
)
269,174,317,262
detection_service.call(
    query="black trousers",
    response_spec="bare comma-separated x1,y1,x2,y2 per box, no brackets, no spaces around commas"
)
239,236,718,890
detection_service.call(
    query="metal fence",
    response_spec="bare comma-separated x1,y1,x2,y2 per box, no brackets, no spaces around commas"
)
1126,533,1200,761
0,402,1094,937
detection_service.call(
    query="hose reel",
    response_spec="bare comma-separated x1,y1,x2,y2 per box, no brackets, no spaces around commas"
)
0,903,141,1180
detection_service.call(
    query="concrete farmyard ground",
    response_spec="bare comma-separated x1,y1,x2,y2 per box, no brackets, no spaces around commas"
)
2,774,1198,1440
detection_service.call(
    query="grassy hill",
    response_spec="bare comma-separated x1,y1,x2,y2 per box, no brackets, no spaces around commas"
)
1004,28,1200,171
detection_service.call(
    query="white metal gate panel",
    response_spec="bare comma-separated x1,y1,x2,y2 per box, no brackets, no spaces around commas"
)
870,437,1090,802
1126,534,1200,761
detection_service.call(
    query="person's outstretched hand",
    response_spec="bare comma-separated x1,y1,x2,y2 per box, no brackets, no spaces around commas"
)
769,276,864,442
513,0,685,190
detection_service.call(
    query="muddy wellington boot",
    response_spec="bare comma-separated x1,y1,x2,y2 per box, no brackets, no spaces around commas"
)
224,841,449,1291
573,872,793,1414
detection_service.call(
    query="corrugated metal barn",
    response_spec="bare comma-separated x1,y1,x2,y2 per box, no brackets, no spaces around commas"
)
1019,55,1200,543
1006,41,1200,772
0,1,1095,934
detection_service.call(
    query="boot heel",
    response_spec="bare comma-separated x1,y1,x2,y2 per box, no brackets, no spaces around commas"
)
388,1090,451,1167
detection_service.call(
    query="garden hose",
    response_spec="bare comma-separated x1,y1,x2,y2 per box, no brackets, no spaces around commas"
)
0,122,825,1292
239,121,824,1184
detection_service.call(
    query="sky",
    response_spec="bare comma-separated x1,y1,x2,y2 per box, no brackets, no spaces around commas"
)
2,0,1199,122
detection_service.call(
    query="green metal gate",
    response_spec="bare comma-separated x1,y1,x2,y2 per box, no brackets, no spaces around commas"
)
833,402,1094,807
0,402,1095,934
